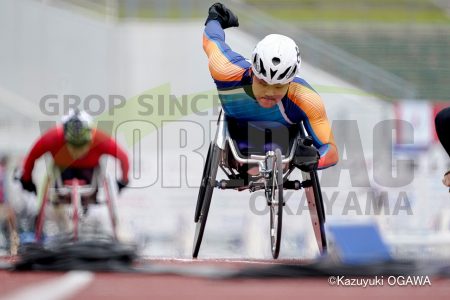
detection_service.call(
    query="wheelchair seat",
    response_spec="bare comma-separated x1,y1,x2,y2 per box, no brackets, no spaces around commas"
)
63,179,88,186
226,117,300,159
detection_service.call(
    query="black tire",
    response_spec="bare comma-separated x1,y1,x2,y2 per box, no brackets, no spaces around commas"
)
310,170,327,253
194,142,213,223
269,148,284,259
192,144,221,258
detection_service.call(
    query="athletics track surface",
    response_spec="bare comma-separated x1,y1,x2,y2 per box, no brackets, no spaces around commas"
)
0,258,449,300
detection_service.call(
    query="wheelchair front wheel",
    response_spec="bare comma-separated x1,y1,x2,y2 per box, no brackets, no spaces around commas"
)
268,148,283,259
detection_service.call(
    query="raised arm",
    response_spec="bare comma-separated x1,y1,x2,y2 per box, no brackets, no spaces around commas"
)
203,4,250,87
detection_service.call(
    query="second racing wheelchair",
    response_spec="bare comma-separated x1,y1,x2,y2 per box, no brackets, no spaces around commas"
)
193,112,327,259
34,162,119,242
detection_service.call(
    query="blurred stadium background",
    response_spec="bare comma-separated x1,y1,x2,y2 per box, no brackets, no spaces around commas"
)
0,0,449,260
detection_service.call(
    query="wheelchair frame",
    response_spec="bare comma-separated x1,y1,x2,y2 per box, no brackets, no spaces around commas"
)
193,112,327,259
34,162,118,242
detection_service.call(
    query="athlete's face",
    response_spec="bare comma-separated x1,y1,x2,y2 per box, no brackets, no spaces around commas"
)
252,75,289,108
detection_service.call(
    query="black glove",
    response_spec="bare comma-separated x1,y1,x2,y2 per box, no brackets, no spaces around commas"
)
205,2,239,29
117,180,128,193
20,177,37,194
292,138,320,172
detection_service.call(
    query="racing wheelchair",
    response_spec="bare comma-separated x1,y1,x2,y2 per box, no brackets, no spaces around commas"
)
34,163,119,242
193,112,327,259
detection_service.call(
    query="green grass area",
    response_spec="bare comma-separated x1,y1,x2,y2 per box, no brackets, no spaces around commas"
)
243,0,450,99
246,0,435,4
114,0,450,23
269,8,450,23
117,8,204,20
300,24,450,99
112,0,450,99
246,0,450,23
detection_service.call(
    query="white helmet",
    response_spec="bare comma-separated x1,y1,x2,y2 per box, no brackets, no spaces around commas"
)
251,34,301,85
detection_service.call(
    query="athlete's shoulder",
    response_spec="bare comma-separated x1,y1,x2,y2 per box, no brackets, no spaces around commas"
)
289,77,319,95
27,126,64,154
92,128,112,142
288,76,321,101
287,77,326,117
41,126,64,142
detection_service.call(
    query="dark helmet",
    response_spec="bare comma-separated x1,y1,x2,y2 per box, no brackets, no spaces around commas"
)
62,109,93,147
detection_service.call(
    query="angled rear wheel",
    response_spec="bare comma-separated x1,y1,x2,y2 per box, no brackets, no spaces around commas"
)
310,170,327,253
303,170,327,254
194,142,213,223
192,144,221,258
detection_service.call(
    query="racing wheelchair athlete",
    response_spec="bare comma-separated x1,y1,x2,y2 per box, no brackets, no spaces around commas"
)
18,110,129,242
193,3,338,259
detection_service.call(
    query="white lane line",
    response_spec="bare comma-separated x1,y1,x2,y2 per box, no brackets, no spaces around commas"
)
219,259,285,265
1,271,94,300
142,257,292,265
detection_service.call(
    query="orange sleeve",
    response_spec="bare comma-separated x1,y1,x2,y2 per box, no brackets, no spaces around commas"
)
289,83,338,169
203,20,250,83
